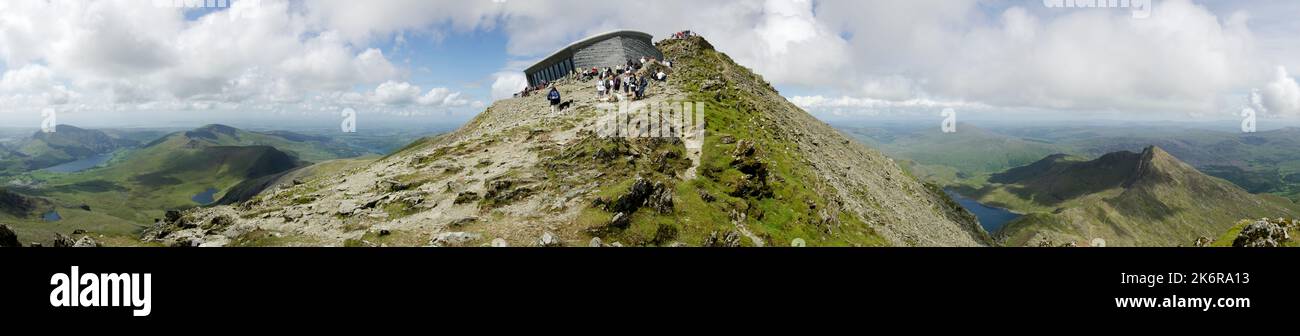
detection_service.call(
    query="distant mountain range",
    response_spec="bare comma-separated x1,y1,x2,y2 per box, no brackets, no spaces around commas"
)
840,123,1300,203
0,124,374,245
956,146,1298,246
0,125,136,175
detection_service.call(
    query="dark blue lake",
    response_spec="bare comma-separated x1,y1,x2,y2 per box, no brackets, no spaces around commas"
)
945,189,1021,234
192,187,219,205
43,152,114,173
43,211,62,222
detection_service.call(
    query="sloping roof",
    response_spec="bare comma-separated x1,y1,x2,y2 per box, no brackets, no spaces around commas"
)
524,30,654,74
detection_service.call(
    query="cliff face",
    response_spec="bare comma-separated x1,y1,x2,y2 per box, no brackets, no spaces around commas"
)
149,36,989,247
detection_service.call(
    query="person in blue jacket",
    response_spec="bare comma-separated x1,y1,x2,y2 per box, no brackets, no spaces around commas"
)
548,86,562,113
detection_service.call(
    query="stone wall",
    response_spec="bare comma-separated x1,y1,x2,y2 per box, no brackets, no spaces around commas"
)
573,36,625,71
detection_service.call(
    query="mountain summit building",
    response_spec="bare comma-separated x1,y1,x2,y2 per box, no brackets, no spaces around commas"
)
525,30,664,87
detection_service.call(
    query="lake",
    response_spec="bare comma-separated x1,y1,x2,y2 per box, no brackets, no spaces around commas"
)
192,187,219,205
42,152,115,173
43,211,62,222
944,189,1021,234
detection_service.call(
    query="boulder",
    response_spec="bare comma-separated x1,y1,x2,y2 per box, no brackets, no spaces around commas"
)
51,233,76,247
1234,219,1291,247
73,236,102,248
0,224,20,247
537,232,563,247
430,232,480,247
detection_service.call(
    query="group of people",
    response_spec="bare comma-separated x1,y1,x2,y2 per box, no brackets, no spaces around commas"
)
671,30,695,39
522,42,689,105
595,70,649,102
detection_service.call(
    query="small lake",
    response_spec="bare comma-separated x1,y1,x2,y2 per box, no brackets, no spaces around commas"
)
191,187,219,205
43,152,115,173
43,211,62,222
944,189,1021,234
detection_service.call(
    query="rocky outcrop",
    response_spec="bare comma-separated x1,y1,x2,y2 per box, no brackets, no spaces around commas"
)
1233,218,1292,247
589,177,674,235
51,233,75,247
601,177,673,215
702,231,742,247
728,140,772,198
73,236,102,248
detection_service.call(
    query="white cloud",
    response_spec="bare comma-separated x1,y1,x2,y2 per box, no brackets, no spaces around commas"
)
371,81,424,105
369,80,468,107
490,72,528,100
811,0,1264,114
1258,66,1300,116
0,0,413,118
5,0,1300,123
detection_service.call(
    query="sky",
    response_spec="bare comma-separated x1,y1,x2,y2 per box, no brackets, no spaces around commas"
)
2,0,1300,129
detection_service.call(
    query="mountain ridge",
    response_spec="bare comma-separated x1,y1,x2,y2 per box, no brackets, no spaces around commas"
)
973,146,1299,246
144,35,990,247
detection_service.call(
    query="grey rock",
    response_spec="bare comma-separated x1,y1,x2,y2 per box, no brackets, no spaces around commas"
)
51,233,76,247
431,232,480,247
537,232,563,247
1234,219,1291,247
336,200,359,216
72,236,101,248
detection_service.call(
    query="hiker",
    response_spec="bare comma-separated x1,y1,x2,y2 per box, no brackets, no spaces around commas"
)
596,78,606,99
628,74,639,100
547,86,562,113
656,70,667,82
638,75,649,99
